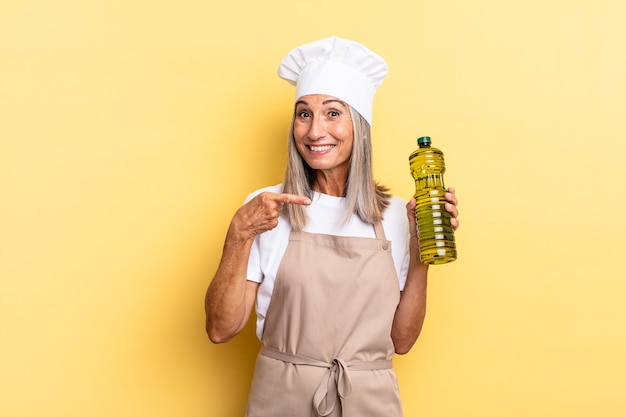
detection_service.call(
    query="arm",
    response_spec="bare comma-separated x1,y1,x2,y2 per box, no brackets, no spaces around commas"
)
391,187,459,354
205,192,311,343
204,228,258,344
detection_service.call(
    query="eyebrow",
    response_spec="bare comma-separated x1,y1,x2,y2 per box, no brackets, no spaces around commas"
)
295,99,346,107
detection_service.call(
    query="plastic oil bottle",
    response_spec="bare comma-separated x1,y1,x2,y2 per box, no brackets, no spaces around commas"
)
409,136,457,264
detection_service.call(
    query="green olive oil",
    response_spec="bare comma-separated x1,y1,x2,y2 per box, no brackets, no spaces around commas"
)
409,136,457,264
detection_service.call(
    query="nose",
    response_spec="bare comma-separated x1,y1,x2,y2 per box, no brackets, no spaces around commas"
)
307,116,327,141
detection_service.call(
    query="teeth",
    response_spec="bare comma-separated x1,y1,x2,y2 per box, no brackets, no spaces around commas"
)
310,145,334,152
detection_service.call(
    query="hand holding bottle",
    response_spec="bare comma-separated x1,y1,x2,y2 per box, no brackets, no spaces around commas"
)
444,187,459,230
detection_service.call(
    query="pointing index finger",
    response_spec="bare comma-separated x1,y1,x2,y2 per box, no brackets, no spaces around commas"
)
278,193,311,206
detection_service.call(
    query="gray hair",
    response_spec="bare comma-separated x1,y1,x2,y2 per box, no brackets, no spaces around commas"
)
282,106,390,231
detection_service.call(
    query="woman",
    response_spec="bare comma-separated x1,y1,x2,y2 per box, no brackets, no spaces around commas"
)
205,36,459,417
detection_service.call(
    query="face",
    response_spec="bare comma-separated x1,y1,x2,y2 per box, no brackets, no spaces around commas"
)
293,95,354,177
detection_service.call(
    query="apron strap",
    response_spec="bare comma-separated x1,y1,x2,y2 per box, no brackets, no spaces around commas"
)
373,221,387,241
260,346,392,416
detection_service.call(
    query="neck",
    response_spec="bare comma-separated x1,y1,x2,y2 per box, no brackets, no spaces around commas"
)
313,169,347,197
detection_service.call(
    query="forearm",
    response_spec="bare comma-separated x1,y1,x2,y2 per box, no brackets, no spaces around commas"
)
205,227,255,343
391,260,429,354
205,191,311,343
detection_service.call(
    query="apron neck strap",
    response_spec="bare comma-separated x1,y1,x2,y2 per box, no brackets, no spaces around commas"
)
373,222,387,241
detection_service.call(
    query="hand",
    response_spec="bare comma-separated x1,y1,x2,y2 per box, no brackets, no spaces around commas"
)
230,192,311,240
405,186,460,243
444,187,459,231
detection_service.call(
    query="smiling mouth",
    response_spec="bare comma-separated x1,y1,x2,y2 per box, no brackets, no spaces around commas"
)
309,145,335,152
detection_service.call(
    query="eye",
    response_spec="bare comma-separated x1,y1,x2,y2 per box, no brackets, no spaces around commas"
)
297,110,310,118
328,110,340,118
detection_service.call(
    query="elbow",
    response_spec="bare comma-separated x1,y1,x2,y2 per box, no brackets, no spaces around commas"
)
391,327,421,355
394,346,410,355
208,335,232,344
207,331,231,344
207,329,234,344
394,340,416,355
205,321,235,344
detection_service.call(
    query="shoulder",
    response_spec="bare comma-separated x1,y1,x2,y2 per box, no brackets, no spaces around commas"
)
244,184,284,203
385,195,408,218
382,195,409,235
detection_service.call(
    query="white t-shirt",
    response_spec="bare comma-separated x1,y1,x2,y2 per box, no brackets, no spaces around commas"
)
245,184,411,340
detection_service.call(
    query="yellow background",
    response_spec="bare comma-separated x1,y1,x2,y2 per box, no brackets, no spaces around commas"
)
2,0,625,416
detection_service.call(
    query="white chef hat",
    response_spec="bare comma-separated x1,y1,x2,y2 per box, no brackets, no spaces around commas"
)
278,36,388,126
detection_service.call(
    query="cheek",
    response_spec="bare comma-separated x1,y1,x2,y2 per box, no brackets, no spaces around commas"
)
293,124,307,142
292,132,308,155
334,124,353,143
